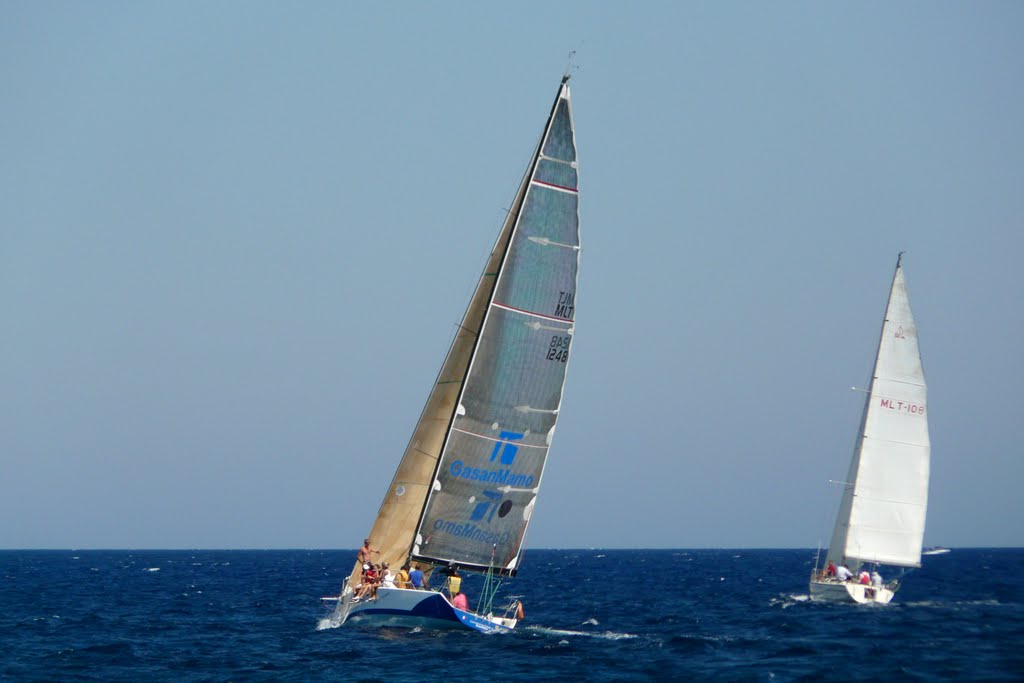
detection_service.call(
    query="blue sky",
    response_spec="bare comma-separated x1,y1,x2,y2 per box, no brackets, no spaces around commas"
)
2,2,1021,549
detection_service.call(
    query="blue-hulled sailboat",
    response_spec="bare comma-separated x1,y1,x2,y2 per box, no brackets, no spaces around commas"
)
321,76,580,633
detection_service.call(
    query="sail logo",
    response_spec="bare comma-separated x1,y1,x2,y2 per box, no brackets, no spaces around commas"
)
469,489,514,523
490,431,523,465
432,518,510,547
879,398,925,415
445,431,531,535
447,430,533,488
448,461,535,488
895,326,906,339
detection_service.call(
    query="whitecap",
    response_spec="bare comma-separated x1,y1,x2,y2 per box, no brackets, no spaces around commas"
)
581,618,599,626
144,567,160,572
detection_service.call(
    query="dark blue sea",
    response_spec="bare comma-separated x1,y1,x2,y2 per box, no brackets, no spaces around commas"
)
1,549,1022,681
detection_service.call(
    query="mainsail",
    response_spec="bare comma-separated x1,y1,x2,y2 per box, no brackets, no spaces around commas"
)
351,77,579,583
826,254,930,569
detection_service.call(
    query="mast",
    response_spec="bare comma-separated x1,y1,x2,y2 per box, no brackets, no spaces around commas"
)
826,254,930,570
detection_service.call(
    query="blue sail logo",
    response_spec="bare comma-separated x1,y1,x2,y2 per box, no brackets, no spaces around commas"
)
447,431,533,489
490,430,523,464
470,432,525,523
470,490,504,523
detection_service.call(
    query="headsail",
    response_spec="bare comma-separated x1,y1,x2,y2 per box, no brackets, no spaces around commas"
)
827,255,930,569
409,78,580,575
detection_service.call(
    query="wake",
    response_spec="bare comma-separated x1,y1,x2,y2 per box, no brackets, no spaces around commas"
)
525,625,638,641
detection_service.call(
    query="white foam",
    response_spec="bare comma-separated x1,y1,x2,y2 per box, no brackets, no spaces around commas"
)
527,626,638,641
768,593,810,609
144,567,160,572
582,618,599,626
316,617,341,631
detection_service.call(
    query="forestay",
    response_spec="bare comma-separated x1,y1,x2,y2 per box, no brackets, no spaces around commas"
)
411,78,580,575
827,257,930,569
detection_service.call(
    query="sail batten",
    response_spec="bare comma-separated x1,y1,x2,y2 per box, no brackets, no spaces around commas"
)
825,257,930,571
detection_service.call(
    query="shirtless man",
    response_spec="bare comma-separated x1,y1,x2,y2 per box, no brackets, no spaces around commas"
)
357,538,379,565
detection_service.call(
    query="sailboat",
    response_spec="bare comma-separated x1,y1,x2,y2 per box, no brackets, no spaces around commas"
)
810,254,930,604
322,76,580,633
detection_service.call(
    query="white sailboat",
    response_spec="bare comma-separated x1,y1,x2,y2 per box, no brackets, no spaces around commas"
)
810,254,930,604
321,76,580,633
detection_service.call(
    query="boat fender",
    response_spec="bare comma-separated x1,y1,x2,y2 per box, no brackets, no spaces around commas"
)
516,601,525,621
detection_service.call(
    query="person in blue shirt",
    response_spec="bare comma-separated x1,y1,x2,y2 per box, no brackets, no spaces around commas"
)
409,564,429,590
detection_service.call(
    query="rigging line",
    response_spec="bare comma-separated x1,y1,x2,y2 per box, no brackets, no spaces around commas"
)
851,494,926,507
862,435,930,448
450,425,550,449
873,377,927,388
492,301,574,323
563,49,578,80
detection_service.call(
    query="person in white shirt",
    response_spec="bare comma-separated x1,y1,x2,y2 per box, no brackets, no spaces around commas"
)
380,562,396,588
835,564,853,581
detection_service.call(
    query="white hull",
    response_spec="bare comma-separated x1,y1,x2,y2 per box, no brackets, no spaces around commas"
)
809,579,895,604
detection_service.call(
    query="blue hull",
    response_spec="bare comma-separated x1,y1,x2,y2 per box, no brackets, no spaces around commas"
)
336,587,514,634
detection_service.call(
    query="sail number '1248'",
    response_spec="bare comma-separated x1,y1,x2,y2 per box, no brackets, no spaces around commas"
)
547,335,570,363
